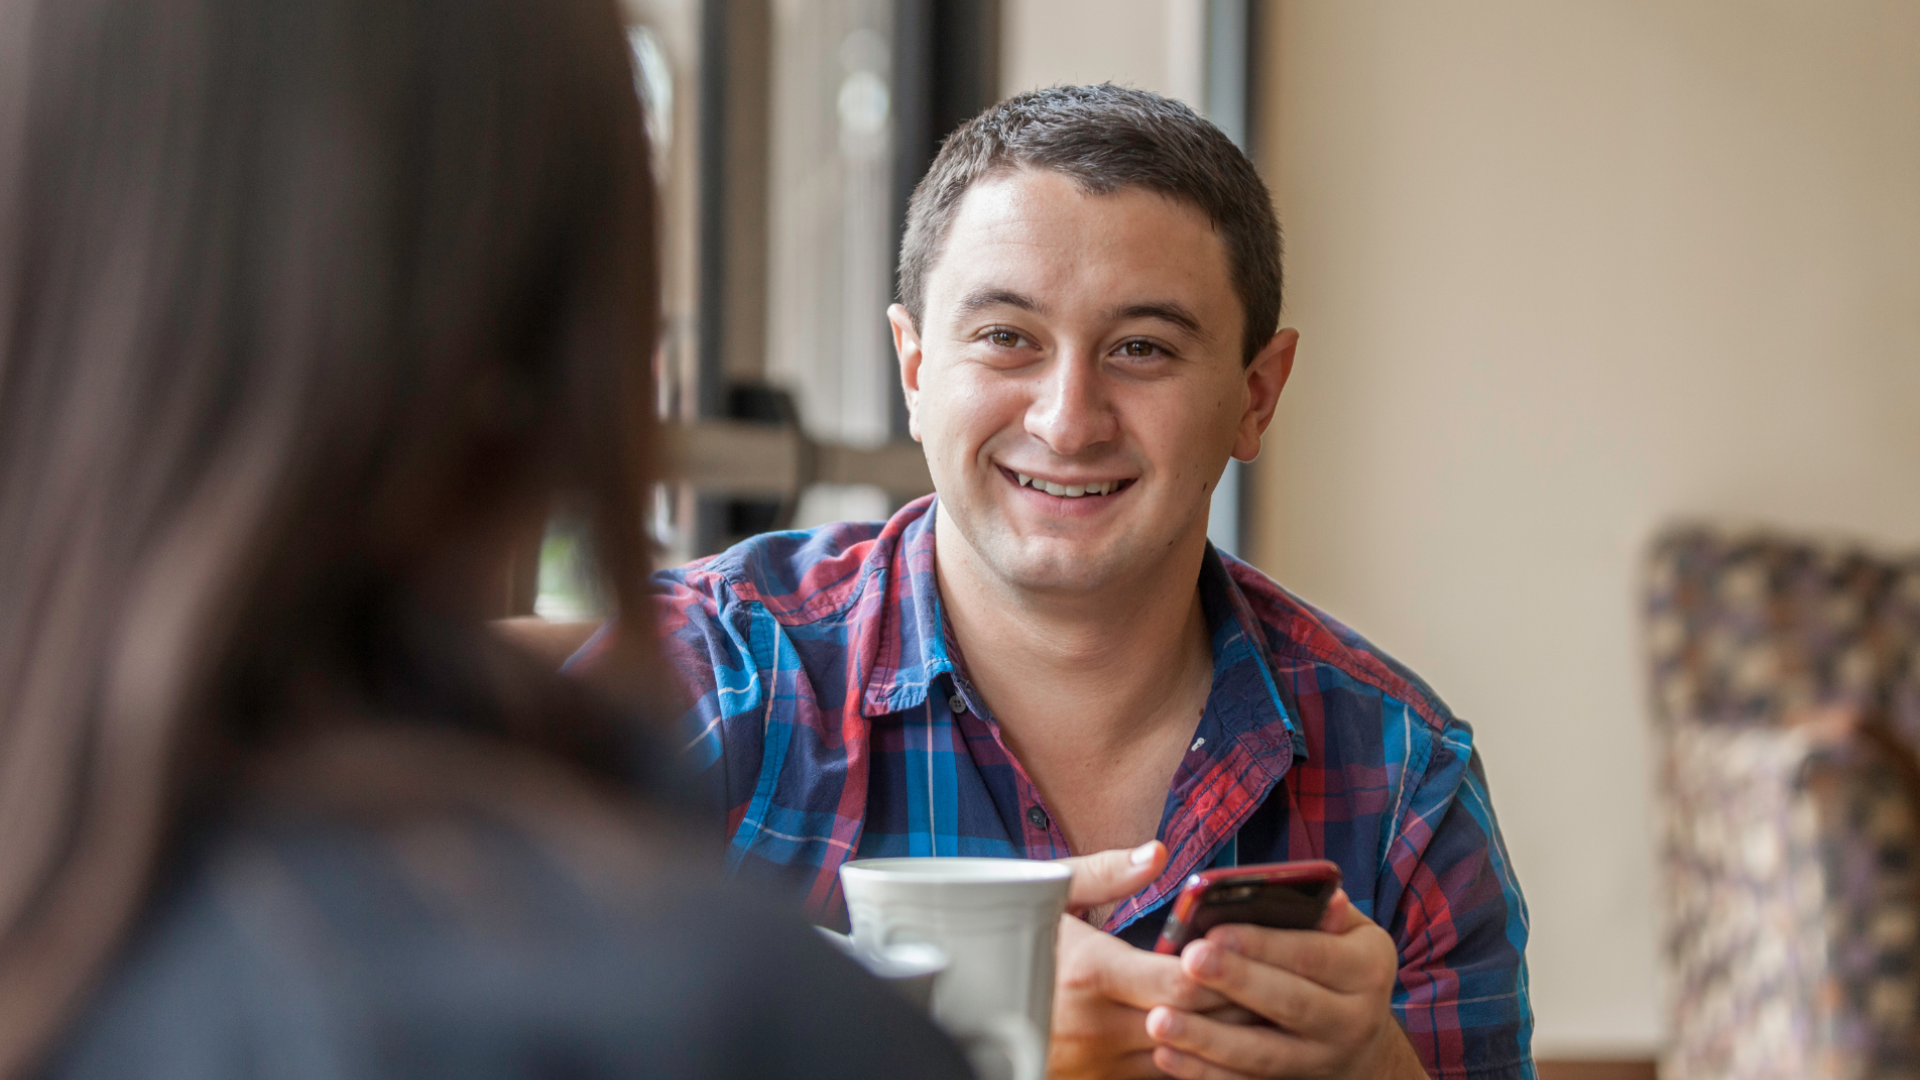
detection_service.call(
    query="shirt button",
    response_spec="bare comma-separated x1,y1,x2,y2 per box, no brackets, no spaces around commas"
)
947,693,968,714
1026,805,1050,830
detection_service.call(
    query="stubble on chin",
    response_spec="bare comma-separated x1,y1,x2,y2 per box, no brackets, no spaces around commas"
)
946,510,1136,597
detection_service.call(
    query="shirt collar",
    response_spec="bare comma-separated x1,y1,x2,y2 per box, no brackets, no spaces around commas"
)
1196,541,1305,760
854,495,953,717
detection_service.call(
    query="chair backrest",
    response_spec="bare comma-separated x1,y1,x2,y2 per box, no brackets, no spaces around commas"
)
1647,526,1920,1080
1647,526,1920,753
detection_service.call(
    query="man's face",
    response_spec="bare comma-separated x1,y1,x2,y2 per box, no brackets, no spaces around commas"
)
891,167,1294,596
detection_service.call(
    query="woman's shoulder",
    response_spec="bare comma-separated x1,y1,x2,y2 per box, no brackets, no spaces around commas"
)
42,809,969,1080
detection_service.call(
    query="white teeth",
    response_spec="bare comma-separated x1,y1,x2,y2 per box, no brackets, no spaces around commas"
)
1012,471,1124,497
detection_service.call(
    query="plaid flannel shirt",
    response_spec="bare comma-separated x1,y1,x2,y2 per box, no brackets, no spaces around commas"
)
570,495,1533,1079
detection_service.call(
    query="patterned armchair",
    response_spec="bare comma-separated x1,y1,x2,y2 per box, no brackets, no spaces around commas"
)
1647,527,1920,1079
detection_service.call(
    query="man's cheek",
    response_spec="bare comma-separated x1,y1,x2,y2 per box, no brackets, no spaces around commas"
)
931,396,1003,469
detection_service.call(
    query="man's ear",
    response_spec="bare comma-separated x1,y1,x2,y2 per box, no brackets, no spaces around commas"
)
888,303,925,442
1232,327,1298,463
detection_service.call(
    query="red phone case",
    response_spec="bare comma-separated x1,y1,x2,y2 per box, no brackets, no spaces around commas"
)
1153,859,1342,954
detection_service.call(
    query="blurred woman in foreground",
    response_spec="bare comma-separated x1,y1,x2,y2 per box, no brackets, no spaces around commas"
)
0,0,968,1076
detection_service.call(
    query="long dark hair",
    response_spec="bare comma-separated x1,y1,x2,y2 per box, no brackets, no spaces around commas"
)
0,0,660,1070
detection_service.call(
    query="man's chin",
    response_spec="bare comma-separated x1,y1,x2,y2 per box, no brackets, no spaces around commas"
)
935,500,1177,597
979,541,1134,596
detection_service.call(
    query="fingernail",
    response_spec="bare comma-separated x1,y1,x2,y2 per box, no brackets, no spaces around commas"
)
1184,941,1218,976
1130,842,1157,866
1146,1005,1180,1038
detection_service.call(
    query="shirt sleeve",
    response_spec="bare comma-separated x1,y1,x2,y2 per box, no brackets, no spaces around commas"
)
1381,717,1535,1080
594,564,863,914
649,567,771,836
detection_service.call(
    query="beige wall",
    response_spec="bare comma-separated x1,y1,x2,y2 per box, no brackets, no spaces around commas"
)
1254,0,1920,1055
1001,0,1204,104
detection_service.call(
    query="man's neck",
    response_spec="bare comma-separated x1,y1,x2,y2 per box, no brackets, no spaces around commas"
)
932,505,1215,854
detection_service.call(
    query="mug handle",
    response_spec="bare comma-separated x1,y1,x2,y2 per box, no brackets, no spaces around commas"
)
958,1014,1047,1080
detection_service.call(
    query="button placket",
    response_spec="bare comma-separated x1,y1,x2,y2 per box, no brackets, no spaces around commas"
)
945,673,1063,855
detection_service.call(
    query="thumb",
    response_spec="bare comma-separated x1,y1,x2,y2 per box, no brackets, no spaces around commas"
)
1317,888,1371,934
1057,841,1166,912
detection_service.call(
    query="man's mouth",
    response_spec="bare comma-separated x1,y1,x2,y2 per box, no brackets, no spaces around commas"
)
1002,467,1135,499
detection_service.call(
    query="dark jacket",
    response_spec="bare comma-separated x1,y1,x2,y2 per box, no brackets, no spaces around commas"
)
41,800,971,1079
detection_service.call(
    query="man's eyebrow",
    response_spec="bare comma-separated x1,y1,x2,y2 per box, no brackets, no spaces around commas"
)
1109,301,1207,339
958,288,1048,316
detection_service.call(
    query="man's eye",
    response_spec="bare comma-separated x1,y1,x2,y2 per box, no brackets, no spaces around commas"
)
1119,340,1160,358
987,330,1023,348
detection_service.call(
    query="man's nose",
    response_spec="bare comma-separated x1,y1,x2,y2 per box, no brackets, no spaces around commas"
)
1025,350,1117,457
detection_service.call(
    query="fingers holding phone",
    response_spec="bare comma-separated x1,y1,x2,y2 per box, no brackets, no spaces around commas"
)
1048,843,1234,1080
1199,890,1397,996
1048,915,1220,1080
1146,865,1429,1080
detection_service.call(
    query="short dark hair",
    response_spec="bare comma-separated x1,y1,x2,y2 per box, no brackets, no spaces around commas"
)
898,84,1281,365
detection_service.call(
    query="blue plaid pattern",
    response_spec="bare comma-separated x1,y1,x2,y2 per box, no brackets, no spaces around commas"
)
570,496,1534,1079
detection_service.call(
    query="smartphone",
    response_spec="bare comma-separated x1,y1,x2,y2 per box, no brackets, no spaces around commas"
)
1153,859,1342,955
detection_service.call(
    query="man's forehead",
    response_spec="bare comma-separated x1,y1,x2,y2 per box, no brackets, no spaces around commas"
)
946,168,1215,250
927,168,1233,321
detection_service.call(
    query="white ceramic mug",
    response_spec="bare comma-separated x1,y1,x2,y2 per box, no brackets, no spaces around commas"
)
839,857,1072,1080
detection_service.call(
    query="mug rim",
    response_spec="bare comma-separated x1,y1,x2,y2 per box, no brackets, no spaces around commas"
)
840,856,1073,885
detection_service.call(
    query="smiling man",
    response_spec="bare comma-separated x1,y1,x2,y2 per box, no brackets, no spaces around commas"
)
576,86,1532,1079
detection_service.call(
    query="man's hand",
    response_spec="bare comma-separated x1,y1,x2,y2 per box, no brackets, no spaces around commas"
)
1049,842,1236,1079
1141,890,1428,1079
